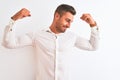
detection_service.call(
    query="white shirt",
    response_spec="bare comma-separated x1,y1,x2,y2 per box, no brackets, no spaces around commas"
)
2,19,99,80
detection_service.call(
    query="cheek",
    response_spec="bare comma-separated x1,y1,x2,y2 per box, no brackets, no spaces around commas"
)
58,20,64,26
57,19,66,26
61,20,67,26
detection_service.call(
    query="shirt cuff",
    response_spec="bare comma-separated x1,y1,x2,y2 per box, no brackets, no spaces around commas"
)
91,26,99,31
91,26,99,35
8,19,15,31
9,18,15,25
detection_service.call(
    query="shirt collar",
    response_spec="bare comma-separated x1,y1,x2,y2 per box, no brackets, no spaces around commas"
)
44,27,65,36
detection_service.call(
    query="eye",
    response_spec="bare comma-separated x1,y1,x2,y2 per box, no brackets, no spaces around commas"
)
66,18,71,23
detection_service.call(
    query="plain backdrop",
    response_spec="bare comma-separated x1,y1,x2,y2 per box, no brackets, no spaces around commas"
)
0,0,120,80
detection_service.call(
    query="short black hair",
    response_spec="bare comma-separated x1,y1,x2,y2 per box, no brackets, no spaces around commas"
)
55,4,76,16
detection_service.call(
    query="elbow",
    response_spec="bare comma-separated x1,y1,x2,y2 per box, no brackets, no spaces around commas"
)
89,46,98,51
2,42,16,49
90,48,98,51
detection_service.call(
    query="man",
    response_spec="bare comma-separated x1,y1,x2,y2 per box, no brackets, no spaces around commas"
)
2,4,99,80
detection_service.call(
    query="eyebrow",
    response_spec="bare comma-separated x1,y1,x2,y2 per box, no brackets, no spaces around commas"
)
66,18,73,22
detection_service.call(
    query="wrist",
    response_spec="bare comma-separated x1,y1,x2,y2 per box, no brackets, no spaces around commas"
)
89,21,97,27
11,16,17,21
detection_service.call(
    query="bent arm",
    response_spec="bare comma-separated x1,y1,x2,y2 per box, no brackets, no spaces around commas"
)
2,19,33,49
75,26,99,51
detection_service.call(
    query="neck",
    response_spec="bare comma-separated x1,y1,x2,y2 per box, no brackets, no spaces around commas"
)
50,24,59,34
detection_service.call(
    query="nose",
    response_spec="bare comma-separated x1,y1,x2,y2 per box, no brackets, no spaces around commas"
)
66,22,71,28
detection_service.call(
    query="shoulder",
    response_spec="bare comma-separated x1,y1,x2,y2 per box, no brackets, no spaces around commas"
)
66,30,76,36
64,30,77,39
26,27,45,39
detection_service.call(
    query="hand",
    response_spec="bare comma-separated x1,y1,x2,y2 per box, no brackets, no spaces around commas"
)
11,8,31,21
80,13,96,27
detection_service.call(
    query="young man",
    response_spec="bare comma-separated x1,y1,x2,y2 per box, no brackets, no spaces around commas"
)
2,4,99,80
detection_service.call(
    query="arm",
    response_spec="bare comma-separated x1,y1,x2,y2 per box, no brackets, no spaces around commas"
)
75,13,99,51
2,8,33,49
75,26,99,51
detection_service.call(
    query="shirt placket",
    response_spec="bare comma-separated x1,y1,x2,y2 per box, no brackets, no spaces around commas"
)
54,35,59,80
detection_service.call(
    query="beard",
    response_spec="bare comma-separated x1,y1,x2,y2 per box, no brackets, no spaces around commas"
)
55,20,67,33
56,25,67,33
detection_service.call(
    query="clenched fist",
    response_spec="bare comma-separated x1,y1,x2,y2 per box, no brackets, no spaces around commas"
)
11,8,31,21
80,13,96,27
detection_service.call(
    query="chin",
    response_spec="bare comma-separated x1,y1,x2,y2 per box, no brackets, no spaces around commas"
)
61,30,66,33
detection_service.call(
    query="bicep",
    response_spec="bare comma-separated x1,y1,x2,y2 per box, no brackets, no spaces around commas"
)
16,34,33,47
75,36,93,51
3,33,33,49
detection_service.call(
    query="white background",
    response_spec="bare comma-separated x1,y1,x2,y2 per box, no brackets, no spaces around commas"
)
0,0,120,80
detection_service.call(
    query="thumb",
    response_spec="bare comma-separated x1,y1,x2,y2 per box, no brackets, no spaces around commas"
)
28,14,31,17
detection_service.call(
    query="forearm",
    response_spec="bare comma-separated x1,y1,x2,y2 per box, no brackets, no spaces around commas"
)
89,26,99,50
2,19,16,48
75,25,99,51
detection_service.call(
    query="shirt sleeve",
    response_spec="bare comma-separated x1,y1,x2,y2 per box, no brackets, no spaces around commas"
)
75,26,99,51
2,19,33,49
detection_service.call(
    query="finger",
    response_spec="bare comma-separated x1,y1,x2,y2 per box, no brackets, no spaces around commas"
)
80,14,87,20
85,18,91,23
81,16,87,21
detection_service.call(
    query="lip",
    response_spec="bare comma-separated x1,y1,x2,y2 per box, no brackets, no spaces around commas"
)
63,26,67,29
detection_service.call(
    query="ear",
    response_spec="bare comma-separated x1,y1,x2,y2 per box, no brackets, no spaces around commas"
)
55,12,60,19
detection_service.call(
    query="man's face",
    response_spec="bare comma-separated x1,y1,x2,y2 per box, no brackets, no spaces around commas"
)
55,12,74,33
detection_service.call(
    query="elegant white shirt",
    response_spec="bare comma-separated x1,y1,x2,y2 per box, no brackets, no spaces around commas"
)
2,19,99,80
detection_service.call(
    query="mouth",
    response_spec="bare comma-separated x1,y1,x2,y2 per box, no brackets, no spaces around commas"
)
63,26,67,30
63,25,69,28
